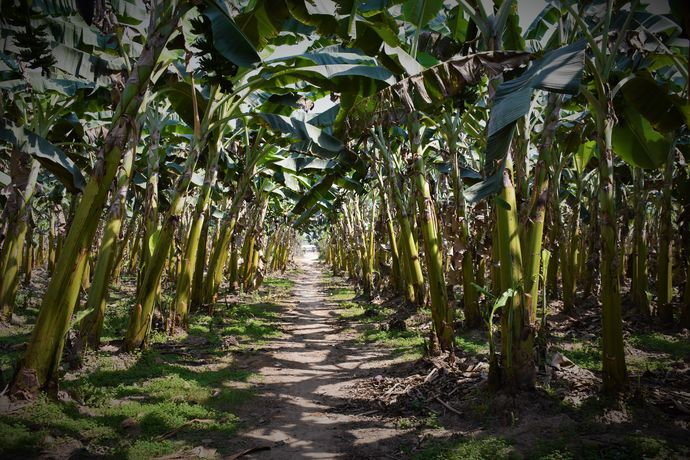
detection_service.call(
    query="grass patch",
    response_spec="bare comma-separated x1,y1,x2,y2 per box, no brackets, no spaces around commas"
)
360,327,424,359
0,420,44,458
326,285,355,301
0,277,286,458
565,343,601,371
338,301,391,323
526,433,680,460
127,439,178,460
2,339,252,458
338,301,366,319
455,331,489,356
215,301,283,344
552,338,601,371
553,332,690,374
414,436,517,460
629,332,690,360
263,277,295,290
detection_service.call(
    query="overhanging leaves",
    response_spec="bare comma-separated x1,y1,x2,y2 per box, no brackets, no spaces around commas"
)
620,74,690,133
346,50,530,134
0,120,86,193
202,0,262,68
466,40,586,203
256,113,344,156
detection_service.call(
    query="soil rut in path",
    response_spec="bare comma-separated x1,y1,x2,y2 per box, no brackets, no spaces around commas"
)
227,252,410,459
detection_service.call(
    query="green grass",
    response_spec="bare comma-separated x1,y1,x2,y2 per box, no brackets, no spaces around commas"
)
0,329,31,377
414,436,517,460
565,342,601,371
326,285,356,301
629,332,690,360
0,279,289,458
526,433,680,460
263,277,295,290
0,347,251,458
338,301,367,318
0,420,45,458
360,327,424,359
395,414,443,430
455,331,489,356
218,301,283,343
100,290,137,343
128,439,179,460
550,331,690,375
338,301,391,323
415,433,681,460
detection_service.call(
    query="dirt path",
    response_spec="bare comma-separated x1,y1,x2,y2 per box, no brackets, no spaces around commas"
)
225,249,411,459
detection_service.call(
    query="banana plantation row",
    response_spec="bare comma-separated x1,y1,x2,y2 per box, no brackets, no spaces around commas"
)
0,0,688,400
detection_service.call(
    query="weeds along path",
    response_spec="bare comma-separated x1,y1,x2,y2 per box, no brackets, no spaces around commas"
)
226,249,411,459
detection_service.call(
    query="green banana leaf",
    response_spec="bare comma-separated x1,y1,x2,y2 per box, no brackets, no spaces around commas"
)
346,50,529,133
402,0,444,31
574,140,597,176
620,74,690,133
465,40,586,203
234,0,292,51
524,2,560,41
612,107,671,170
0,120,86,193
256,113,344,155
203,0,262,68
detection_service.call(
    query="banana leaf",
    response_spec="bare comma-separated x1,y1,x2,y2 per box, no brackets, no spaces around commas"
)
345,50,530,133
612,106,671,169
465,40,586,203
203,0,262,68
0,120,86,193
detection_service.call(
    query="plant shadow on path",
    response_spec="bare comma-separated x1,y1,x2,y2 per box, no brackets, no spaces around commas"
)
216,256,690,460
2,263,689,459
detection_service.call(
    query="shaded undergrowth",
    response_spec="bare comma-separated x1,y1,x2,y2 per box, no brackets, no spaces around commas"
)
327,272,690,460
0,273,294,459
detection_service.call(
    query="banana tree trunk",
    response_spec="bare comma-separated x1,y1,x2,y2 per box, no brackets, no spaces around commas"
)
373,127,424,303
598,102,628,393
124,81,214,351
138,121,163,283
441,122,480,329
631,168,650,315
173,139,219,328
190,210,210,309
241,195,268,291
0,152,40,320
37,231,45,268
496,154,533,391
11,1,187,395
111,212,138,285
228,235,239,292
204,181,255,302
681,255,690,328
657,146,675,324
23,225,34,285
377,175,402,293
125,170,193,350
79,140,136,350
562,180,582,312
409,114,453,351
524,95,561,318
352,197,374,298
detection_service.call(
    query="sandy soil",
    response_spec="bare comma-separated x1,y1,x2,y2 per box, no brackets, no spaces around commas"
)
223,249,414,459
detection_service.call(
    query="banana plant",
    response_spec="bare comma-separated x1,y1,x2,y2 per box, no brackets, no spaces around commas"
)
11,0,192,394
